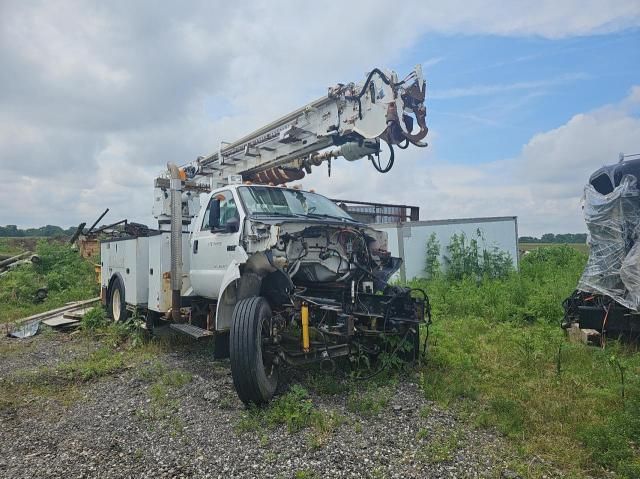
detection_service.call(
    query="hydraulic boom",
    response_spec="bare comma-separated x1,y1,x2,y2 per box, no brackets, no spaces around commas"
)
179,65,428,188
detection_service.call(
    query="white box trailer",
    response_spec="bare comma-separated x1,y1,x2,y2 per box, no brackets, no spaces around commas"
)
374,216,519,281
100,232,191,315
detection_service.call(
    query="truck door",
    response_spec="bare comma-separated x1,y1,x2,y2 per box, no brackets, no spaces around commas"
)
190,189,245,299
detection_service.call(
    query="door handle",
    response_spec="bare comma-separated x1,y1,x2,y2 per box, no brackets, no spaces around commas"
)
193,240,198,254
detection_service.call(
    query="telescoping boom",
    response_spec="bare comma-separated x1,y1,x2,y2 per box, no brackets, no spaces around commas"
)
176,65,428,188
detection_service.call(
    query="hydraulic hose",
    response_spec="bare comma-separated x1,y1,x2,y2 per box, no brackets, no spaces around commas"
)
369,140,394,173
345,68,404,120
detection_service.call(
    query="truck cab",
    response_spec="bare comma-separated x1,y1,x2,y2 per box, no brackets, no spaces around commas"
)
189,184,392,331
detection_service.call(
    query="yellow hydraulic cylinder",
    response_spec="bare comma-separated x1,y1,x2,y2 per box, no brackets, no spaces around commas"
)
301,302,310,353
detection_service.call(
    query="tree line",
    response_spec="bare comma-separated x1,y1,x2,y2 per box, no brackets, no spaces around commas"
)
0,225,77,238
519,233,587,244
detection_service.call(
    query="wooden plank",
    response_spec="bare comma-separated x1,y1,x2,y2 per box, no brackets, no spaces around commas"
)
15,298,99,324
42,316,80,327
2,297,99,336
0,251,32,269
63,307,93,320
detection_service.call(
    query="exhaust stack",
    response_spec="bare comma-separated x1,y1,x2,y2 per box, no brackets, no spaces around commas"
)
167,162,183,321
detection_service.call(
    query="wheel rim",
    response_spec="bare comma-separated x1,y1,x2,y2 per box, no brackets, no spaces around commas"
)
260,317,277,381
112,288,121,321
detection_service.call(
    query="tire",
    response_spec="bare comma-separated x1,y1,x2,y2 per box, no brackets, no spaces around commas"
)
230,296,278,405
107,276,128,322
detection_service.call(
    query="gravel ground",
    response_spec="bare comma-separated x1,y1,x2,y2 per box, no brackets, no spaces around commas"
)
0,332,548,479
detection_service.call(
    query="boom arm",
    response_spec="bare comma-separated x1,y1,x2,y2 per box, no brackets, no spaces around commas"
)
184,65,428,187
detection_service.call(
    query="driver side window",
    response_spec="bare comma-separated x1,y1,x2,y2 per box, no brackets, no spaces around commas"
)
202,190,239,230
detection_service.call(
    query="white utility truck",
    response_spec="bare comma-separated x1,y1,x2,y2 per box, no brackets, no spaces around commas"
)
100,66,430,404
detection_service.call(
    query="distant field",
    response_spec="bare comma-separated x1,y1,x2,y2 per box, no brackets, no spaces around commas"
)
519,242,589,254
0,238,35,256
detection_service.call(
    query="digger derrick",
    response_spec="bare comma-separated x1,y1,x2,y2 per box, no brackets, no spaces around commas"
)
100,66,432,406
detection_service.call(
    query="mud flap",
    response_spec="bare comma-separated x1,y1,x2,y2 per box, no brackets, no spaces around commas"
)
214,331,230,359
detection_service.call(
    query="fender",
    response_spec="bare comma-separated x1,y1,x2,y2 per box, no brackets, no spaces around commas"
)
215,257,256,331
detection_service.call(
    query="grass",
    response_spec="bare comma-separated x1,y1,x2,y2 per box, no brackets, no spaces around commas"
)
1,308,161,415
346,385,392,418
0,237,32,256
0,239,97,323
519,242,589,254
294,470,318,479
3,304,193,435
416,427,465,464
57,346,128,381
135,354,194,435
1,343,158,415
412,245,640,478
2,237,637,476
237,384,344,449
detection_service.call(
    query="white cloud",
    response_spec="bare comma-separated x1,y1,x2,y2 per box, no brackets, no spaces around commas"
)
430,73,589,99
0,1,639,229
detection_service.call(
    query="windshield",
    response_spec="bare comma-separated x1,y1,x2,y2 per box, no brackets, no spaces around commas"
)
238,186,354,221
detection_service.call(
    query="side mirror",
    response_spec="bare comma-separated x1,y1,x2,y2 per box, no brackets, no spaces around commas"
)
209,200,220,231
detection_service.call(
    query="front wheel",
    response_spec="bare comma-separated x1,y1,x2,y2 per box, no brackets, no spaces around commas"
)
230,296,279,405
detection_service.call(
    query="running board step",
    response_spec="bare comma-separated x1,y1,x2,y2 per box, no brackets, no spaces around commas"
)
169,323,214,339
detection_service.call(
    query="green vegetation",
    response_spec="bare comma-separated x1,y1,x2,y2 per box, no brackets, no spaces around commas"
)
57,346,128,381
238,384,322,433
294,470,318,479
346,385,392,418
2,232,637,476
237,385,344,449
0,225,76,238
415,245,586,323
0,240,97,322
136,360,193,434
423,229,513,281
424,232,441,279
520,242,589,254
412,245,640,477
305,370,351,396
416,427,464,464
0,238,30,256
519,233,587,244
1,306,160,415
445,231,513,280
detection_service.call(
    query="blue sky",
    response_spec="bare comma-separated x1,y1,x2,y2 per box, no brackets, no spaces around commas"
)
402,30,640,167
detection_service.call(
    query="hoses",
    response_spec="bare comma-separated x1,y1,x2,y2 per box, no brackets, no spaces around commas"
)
396,138,410,150
369,140,394,173
345,68,404,120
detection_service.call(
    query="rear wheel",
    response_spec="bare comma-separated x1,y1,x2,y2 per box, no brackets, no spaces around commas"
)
107,276,128,322
230,296,278,405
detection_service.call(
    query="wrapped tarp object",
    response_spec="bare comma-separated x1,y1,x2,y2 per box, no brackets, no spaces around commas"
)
577,174,640,310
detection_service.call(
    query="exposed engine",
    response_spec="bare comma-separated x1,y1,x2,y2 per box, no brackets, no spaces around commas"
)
243,221,400,289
